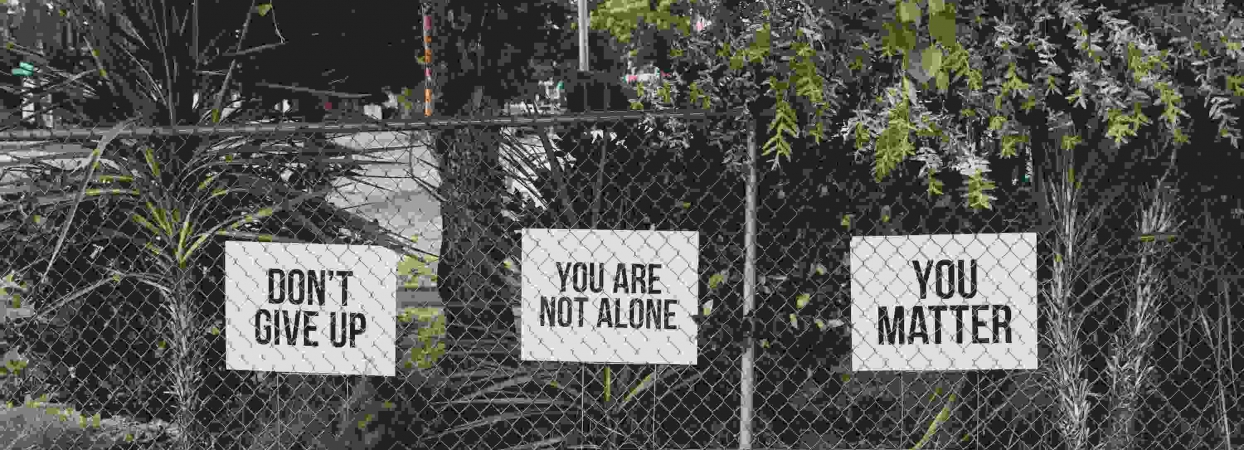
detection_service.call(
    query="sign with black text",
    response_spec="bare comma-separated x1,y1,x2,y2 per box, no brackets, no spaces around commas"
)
850,233,1038,371
520,229,699,365
225,242,399,376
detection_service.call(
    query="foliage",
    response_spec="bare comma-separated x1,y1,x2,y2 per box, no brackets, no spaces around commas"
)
398,254,439,289
0,1,437,448
592,0,1244,205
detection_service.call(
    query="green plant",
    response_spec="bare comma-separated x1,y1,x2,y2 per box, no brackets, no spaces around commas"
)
398,254,439,289
427,362,699,449
399,307,448,370
0,2,427,446
590,0,1242,214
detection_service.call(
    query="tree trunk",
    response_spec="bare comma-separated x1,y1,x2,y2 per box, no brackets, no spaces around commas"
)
425,0,517,374
168,266,205,449
435,123,513,364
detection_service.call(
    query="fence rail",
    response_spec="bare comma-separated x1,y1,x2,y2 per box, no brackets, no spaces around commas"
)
0,109,727,140
0,108,1240,450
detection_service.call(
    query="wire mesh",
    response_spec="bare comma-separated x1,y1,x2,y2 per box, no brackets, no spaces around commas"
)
0,110,1239,450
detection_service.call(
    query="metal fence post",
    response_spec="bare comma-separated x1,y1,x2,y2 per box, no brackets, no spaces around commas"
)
739,116,758,450
578,0,589,73
422,9,433,117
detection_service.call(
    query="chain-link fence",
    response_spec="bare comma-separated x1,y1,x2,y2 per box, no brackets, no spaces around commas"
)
0,109,1240,450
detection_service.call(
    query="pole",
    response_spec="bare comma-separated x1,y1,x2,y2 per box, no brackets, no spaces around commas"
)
578,0,590,112
576,0,589,437
578,0,588,72
738,117,758,449
422,11,433,117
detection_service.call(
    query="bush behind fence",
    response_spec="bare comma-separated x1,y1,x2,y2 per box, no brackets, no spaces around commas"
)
0,110,1240,449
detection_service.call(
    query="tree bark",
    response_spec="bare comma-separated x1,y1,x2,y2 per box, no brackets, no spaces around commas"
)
168,266,205,449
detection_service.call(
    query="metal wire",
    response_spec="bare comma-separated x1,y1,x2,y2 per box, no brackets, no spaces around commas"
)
0,109,1238,450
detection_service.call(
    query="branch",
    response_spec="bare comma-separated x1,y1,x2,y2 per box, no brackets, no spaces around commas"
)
35,120,134,305
220,42,287,58
537,129,577,226
212,0,261,123
253,82,375,99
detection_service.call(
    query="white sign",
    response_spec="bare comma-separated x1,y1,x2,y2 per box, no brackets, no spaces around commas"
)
520,229,700,365
225,242,400,377
850,233,1038,371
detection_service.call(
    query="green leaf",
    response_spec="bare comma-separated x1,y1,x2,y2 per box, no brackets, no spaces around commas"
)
257,3,273,16
795,293,811,309
623,373,655,403
604,367,612,402
144,148,160,178
928,4,956,45
841,214,852,229
1066,88,1083,104
966,69,983,90
911,395,956,450
936,70,950,91
1173,127,1190,145
1000,134,1029,158
966,170,996,210
708,273,725,289
921,46,943,77
132,214,160,235
1228,75,1244,96
897,1,920,23
854,122,871,150
1061,134,1081,151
